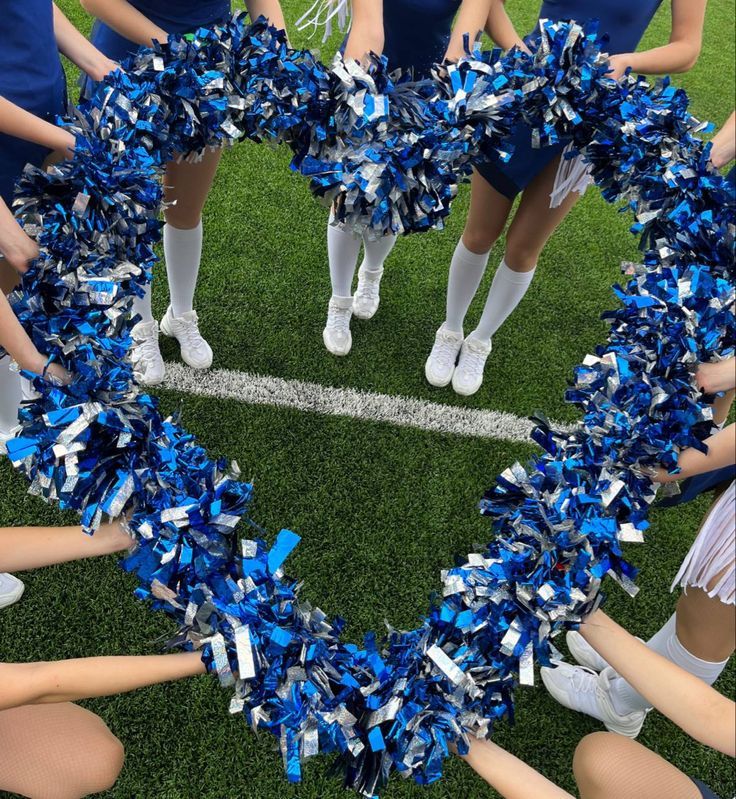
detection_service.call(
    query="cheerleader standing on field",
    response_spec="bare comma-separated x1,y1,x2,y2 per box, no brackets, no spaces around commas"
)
79,0,287,386
425,0,708,396
313,0,495,357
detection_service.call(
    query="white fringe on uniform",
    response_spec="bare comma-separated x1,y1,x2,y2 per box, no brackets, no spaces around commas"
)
296,0,350,42
671,480,735,605
549,143,593,208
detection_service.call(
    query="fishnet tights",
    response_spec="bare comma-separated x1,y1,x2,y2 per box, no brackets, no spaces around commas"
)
0,703,124,798
574,732,704,799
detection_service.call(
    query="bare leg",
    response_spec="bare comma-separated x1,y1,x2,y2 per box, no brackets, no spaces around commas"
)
442,171,513,333
0,703,124,799
574,732,701,799
461,170,514,254
504,154,581,272
162,149,223,316
713,389,734,427
469,156,581,344
163,148,223,230
676,568,735,663
0,520,131,573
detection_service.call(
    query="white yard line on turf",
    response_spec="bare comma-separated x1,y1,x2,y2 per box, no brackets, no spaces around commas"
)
164,363,577,443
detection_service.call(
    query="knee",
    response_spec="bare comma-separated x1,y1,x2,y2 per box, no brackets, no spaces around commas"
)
85,731,125,794
573,732,620,796
163,205,202,230
504,235,541,271
462,220,501,256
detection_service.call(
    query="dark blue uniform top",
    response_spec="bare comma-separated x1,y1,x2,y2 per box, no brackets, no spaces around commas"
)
0,0,67,205
383,0,462,76
89,0,231,66
540,0,664,55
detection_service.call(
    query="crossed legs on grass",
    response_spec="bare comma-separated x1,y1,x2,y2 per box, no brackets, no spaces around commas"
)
131,149,222,385
427,156,580,395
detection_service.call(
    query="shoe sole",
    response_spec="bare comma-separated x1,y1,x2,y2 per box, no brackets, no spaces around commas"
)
323,331,351,357
424,362,453,388
452,379,481,396
160,317,213,370
352,305,378,320
0,584,25,609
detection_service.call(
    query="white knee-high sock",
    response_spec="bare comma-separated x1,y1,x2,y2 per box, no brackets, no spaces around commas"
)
472,258,536,343
164,221,203,318
361,233,397,274
0,356,22,435
328,218,361,298
444,239,491,334
608,613,731,714
132,283,154,325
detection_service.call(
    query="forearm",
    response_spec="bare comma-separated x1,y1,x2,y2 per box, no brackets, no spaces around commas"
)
0,293,42,369
0,521,131,572
462,740,574,799
445,0,493,61
661,424,736,481
625,41,702,75
80,0,167,47
53,3,113,81
485,0,524,51
245,0,286,33
0,652,205,710
581,612,736,756
343,0,384,61
711,112,736,168
0,96,75,153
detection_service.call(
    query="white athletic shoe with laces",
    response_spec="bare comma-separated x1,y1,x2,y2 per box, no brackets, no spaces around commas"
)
0,573,25,610
131,320,166,386
160,307,213,370
566,630,610,672
541,663,647,738
452,334,492,396
323,295,353,356
425,325,464,387
353,265,383,320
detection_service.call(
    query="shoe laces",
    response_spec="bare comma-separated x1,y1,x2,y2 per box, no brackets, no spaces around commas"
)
357,270,382,301
432,330,461,371
459,338,490,374
326,301,352,333
568,665,598,695
175,312,207,352
132,323,160,363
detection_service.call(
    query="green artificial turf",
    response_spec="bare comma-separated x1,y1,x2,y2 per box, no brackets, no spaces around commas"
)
1,1,735,797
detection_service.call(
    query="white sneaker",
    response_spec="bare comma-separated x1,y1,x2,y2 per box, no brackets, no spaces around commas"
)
452,334,492,396
323,296,353,356
353,265,383,320
567,631,610,672
541,663,647,738
425,325,464,387
0,425,19,457
131,320,166,386
0,573,25,609
160,307,213,370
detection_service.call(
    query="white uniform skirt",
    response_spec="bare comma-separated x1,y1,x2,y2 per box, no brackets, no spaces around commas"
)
671,480,735,605
549,143,594,208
